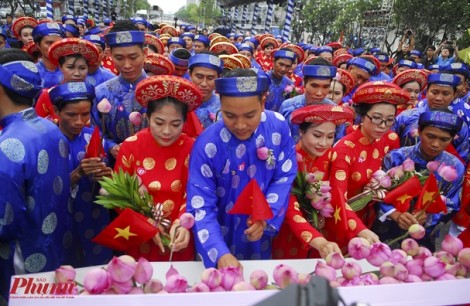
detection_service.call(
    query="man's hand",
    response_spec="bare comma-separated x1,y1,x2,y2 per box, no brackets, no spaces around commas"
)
245,218,266,242
357,229,380,244
217,253,242,270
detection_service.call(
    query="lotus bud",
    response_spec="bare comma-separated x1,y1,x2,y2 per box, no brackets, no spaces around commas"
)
297,273,312,285
379,276,400,284
405,275,423,283
367,243,392,266
273,264,298,289
372,170,387,180
165,274,188,293
436,273,456,281
325,252,345,270
97,98,112,113
441,234,463,256
220,266,244,291
55,265,76,283
314,261,336,282
201,268,223,289
380,261,395,278
360,273,379,285
129,111,143,126
83,268,112,294
408,224,425,240
423,256,446,278
143,279,163,293
437,165,458,182
107,255,136,283
312,171,325,181
426,161,441,172
341,262,362,280
413,246,432,260
320,182,332,193
210,286,226,292
348,237,371,260
112,279,133,294
134,257,153,284
191,282,210,293
249,269,268,290
421,273,433,281
447,262,467,277
179,212,195,229
406,259,424,276
390,249,407,265
388,165,404,179
98,187,109,196
232,281,255,291
128,287,144,294
435,251,456,265
394,263,409,281
402,158,415,172
256,147,269,160
457,248,470,268
311,198,326,211
379,175,392,188
401,238,420,256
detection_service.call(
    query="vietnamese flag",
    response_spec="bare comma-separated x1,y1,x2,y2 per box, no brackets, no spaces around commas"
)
92,208,158,251
458,227,470,248
332,188,348,232
453,163,470,227
228,179,273,222
85,126,106,158
415,173,447,214
383,176,421,213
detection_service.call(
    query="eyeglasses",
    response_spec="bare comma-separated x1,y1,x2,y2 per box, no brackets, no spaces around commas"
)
365,114,395,127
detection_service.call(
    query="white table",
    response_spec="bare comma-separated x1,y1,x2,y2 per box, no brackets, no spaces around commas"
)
9,259,470,306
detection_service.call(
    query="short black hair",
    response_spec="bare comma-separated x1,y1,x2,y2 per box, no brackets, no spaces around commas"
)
0,49,36,107
146,97,188,122
58,54,88,67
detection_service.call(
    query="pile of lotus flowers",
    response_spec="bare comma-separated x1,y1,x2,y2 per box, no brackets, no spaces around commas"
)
55,226,470,294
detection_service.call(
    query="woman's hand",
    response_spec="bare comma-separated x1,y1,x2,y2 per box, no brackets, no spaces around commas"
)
169,223,190,252
357,229,380,244
309,237,341,259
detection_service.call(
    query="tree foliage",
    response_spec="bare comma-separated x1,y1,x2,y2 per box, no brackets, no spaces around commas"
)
175,0,220,28
1,0,35,17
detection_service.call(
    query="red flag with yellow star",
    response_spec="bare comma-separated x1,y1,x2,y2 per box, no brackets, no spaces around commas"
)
228,179,273,222
415,173,447,214
383,176,421,213
92,208,158,251
332,187,348,231
85,126,106,159
453,163,470,227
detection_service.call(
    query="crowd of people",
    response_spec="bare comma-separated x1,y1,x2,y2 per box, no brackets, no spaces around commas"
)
0,13,469,304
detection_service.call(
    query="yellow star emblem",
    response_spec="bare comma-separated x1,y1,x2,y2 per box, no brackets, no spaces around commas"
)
334,206,342,224
114,226,137,240
422,190,436,204
396,194,412,205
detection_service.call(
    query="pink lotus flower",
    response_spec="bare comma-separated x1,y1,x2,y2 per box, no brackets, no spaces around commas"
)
97,98,112,113
426,161,441,172
165,274,188,293
320,203,334,218
284,85,294,94
435,251,456,265
220,266,244,291
107,255,136,283
55,265,76,283
366,243,392,266
325,252,345,270
379,276,400,284
191,282,210,292
437,165,458,182
380,261,395,277
179,212,195,229
421,273,433,281
388,165,404,179
401,238,419,256
320,182,332,193
112,279,133,294
413,246,432,260
390,249,407,265
311,198,326,211
410,128,419,138
406,259,424,277
394,263,409,281
348,237,372,260
257,147,270,160
83,268,112,294
232,281,255,291
129,111,143,126
201,268,223,289
144,279,163,293
423,256,446,278
134,257,153,284
457,248,470,268
273,264,299,289
408,224,425,240
210,286,226,292
446,262,467,277
441,234,463,256
360,273,379,285
436,273,456,281
314,261,336,282
402,158,415,172
249,269,268,290
406,275,423,283
341,262,362,280
372,170,387,181
378,175,392,188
